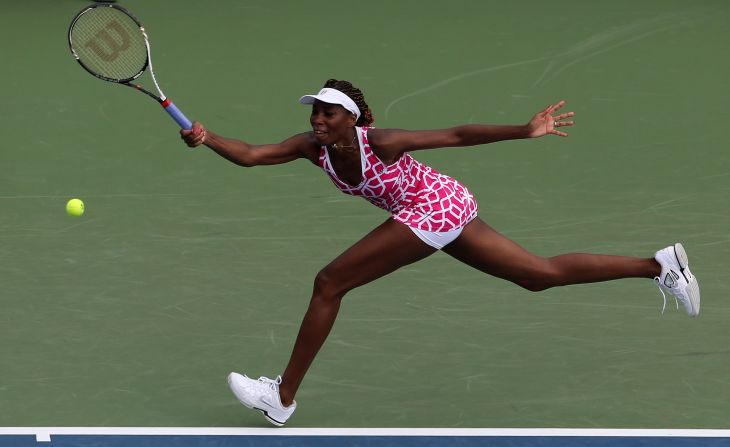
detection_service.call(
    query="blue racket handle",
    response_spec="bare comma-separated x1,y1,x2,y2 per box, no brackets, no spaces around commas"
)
161,99,192,130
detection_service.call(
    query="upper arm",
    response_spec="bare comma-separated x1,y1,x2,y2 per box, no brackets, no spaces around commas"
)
244,132,319,166
368,128,461,159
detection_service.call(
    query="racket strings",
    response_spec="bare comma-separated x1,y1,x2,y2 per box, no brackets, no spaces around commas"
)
70,7,147,81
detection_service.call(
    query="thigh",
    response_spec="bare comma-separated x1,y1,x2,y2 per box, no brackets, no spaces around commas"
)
442,217,546,283
320,218,437,292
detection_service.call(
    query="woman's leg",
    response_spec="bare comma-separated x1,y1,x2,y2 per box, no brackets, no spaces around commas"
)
442,217,660,291
278,219,437,405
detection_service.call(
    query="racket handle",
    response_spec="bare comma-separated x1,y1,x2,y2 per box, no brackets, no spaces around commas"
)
161,99,192,130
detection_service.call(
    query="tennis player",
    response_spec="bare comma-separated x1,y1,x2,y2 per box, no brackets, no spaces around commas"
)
180,79,700,426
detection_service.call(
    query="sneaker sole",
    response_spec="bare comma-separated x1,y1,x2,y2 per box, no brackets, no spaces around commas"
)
260,411,285,427
674,243,700,317
233,396,287,427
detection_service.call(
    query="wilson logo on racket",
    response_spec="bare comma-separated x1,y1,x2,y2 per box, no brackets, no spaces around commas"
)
84,20,130,62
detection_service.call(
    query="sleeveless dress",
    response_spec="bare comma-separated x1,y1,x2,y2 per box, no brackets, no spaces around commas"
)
317,127,478,232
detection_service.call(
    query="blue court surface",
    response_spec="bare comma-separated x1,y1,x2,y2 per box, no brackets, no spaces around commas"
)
2,428,730,447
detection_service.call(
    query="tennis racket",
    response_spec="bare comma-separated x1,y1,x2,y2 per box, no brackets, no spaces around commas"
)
68,3,192,129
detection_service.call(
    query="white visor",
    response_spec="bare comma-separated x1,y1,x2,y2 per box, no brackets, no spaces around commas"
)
299,88,361,120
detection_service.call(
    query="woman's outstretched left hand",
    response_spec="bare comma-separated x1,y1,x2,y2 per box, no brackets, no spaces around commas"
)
526,100,575,138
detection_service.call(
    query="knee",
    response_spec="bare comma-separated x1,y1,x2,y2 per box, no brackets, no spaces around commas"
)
513,259,561,292
313,269,349,301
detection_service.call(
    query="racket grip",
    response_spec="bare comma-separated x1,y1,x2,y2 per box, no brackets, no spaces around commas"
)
161,99,192,130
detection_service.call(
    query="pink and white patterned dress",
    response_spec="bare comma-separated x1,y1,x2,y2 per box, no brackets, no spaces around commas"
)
317,127,478,232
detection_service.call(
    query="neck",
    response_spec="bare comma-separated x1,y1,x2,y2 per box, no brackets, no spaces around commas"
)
332,128,358,151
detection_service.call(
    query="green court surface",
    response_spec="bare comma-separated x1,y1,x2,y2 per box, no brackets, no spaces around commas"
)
1,0,729,430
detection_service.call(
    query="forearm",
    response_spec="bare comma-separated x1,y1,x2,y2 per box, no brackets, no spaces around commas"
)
453,124,530,146
202,131,257,167
190,128,309,167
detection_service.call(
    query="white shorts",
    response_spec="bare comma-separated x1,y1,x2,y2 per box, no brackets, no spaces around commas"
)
409,226,464,250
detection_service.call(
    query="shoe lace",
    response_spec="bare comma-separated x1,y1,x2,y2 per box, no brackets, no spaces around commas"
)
257,375,282,392
654,276,679,314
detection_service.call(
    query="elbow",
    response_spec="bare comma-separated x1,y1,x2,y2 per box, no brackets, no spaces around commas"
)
450,127,472,146
237,158,255,168
233,151,259,167
453,125,497,146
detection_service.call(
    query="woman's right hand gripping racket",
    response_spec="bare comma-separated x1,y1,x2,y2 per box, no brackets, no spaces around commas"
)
68,3,192,129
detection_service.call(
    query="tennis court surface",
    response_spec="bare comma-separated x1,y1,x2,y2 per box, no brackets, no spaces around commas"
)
1,0,728,445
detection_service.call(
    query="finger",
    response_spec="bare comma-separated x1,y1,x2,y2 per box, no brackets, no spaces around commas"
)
182,121,203,135
551,100,566,112
554,111,575,120
190,132,207,147
551,128,569,137
555,120,575,127
191,121,204,134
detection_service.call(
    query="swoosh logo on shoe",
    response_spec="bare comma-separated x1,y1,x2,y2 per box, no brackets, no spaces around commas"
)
259,395,279,409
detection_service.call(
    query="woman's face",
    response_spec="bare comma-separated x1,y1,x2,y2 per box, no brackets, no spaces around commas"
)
309,100,357,145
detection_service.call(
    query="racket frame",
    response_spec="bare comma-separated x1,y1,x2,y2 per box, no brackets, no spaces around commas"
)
68,4,192,129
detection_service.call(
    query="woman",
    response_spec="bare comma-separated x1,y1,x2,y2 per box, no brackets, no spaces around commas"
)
181,79,699,426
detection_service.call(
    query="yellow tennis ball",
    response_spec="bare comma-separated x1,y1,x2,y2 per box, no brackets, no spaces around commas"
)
66,198,85,217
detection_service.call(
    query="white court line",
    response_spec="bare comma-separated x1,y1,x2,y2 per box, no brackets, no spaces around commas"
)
3,428,730,438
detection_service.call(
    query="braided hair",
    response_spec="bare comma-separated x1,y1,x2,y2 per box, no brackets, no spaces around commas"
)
323,79,374,127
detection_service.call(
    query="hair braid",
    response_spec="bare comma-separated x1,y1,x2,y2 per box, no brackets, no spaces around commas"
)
323,79,374,127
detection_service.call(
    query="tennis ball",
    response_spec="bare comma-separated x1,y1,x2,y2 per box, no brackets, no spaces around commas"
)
66,198,85,217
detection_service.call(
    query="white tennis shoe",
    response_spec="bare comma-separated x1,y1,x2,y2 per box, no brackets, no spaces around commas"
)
227,373,296,426
654,243,700,317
